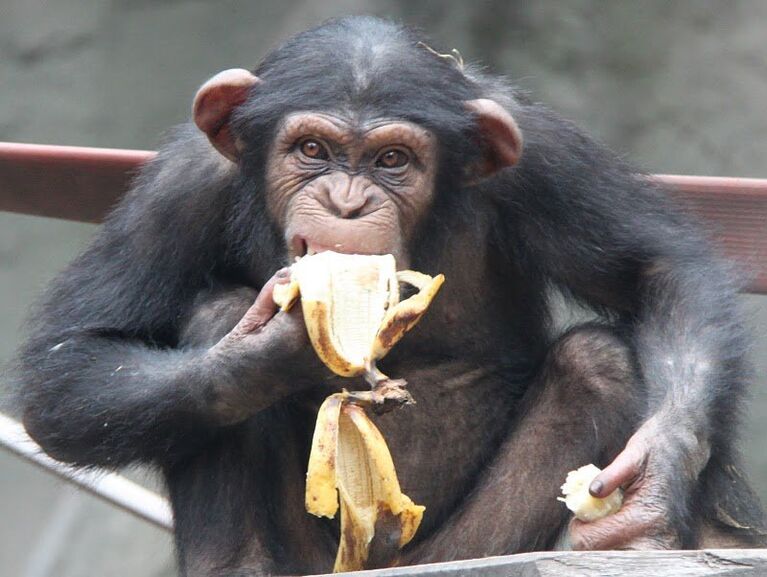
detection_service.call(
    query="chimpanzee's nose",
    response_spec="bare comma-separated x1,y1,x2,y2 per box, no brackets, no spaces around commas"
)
324,174,372,218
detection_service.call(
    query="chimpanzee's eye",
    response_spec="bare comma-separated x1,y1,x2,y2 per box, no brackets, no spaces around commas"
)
299,139,329,160
376,148,409,169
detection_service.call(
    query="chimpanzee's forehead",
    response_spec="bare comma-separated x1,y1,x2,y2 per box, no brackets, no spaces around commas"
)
274,111,436,150
253,18,476,118
232,17,479,146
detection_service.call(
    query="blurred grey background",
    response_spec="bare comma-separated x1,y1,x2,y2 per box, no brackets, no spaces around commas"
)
1,1,765,575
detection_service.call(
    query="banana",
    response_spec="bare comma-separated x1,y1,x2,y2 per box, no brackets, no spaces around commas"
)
275,252,443,572
273,251,445,386
305,393,345,519
306,392,425,572
558,464,623,522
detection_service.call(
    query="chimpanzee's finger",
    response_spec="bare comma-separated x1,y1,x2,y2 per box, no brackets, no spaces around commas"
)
589,437,646,498
569,505,661,551
234,268,291,334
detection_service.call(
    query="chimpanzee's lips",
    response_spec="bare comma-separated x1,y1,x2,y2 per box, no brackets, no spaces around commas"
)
291,236,339,258
290,235,384,259
291,236,306,259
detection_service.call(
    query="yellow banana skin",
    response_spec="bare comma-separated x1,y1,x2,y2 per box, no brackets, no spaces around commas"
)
304,301,359,377
305,393,344,518
373,271,445,361
272,278,300,311
306,392,424,572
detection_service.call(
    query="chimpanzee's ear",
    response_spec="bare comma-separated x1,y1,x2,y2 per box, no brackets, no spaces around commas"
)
465,98,524,178
193,69,261,162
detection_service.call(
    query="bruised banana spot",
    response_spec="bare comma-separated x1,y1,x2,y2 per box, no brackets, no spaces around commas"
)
367,504,403,569
376,310,420,351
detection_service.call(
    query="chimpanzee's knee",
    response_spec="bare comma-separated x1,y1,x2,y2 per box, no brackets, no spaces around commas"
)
538,324,643,438
696,455,767,548
525,324,643,466
546,324,638,399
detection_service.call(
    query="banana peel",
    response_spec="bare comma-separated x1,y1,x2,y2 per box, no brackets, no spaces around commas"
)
306,393,425,572
273,252,443,572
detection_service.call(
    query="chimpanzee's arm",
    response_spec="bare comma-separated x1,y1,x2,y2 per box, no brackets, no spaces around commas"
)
496,105,748,543
19,331,222,467
13,129,310,469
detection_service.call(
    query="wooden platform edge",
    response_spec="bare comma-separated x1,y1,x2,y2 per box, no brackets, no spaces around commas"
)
315,549,767,576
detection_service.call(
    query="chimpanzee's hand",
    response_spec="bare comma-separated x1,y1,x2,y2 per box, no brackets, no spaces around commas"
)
569,417,710,550
203,269,323,423
219,268,305,346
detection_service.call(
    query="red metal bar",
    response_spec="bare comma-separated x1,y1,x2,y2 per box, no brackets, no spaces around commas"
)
653,175,767,293
0,143,765,293
0,142,154,222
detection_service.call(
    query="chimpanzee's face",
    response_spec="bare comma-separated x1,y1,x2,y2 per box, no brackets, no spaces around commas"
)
266,112,438,267
193,70,521,268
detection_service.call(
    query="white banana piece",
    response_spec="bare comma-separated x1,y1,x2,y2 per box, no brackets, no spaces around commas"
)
558,464,623,522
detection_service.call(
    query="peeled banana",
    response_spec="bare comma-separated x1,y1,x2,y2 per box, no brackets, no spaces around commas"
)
558,464,623,522
274,251,445,572
273,251,444,390
274,251,443,572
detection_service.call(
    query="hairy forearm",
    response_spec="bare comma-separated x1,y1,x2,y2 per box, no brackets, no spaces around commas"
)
18,334,220,467
18,330,302,467
634,260,747,462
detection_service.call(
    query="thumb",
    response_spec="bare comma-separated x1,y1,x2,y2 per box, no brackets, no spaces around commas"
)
235,268,291,334
590,439,646,498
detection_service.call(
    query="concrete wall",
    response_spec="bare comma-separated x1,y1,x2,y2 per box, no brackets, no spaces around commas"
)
1,2,765,575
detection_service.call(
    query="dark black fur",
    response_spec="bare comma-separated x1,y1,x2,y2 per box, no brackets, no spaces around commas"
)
14,16,766,576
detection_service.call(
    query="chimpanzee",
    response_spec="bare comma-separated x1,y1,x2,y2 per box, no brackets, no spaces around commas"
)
14,15,767,577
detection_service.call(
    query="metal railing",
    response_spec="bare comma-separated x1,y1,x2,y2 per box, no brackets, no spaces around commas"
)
1,142,766,292
0,412,172,531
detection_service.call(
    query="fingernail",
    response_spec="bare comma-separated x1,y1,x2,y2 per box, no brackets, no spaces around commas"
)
589,480,603,496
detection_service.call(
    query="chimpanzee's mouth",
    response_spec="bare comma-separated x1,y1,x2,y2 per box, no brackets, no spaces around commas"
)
290,235,382,260
291,236,338,259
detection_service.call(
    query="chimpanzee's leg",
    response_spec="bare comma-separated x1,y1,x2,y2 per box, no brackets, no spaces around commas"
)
695,455,767,548
166,422,277,577
165,401,338,577
408,324,643,563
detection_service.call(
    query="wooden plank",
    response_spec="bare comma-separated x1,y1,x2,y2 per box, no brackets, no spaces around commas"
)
312,549,767,577
0,143,765,293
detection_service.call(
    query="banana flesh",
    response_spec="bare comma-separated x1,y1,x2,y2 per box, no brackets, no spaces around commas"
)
273,251,445,384
306,393,425,572
274,251,443,572
558,464,623,522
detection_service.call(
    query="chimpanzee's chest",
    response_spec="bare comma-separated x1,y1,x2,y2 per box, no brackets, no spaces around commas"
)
300,359,518,538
